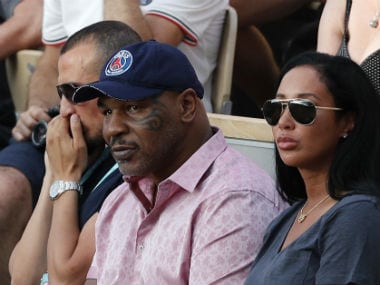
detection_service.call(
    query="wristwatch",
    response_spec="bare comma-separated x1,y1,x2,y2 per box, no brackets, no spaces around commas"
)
49,180,83,200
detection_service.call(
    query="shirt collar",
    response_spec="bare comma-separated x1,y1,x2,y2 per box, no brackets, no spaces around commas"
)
162,127,227,192
123,127,227,195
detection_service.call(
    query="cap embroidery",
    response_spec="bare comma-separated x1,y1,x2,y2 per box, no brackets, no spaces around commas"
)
105,50,133,76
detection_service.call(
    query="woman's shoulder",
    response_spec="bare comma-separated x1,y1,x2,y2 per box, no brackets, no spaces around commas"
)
335,194,380,211
321,194,380,231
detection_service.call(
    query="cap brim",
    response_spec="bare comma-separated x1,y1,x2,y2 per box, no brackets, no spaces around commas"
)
72,80,165,103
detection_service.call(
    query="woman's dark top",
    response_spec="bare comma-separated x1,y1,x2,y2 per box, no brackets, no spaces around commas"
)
245,194,380,285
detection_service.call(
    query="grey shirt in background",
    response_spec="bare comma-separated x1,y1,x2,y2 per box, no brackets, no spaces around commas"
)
245,194,380,285
0,0,20,20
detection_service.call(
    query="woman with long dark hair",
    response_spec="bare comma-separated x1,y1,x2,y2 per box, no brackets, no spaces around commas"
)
245,52,380,285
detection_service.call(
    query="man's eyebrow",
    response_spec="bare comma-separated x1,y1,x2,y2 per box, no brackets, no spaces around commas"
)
275,92,320,100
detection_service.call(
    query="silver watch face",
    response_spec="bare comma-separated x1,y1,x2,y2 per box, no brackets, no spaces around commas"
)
50,182,61,199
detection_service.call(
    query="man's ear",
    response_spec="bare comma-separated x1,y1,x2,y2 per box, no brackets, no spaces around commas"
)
178,88,198,122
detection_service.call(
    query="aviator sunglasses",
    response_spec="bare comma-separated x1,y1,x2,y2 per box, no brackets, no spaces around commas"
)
262,98,343,126
56,83,80,103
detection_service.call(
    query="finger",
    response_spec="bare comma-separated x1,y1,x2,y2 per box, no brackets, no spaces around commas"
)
12,107,51,140
12,120,34,141
46,117,73,173
18,111,38,129
12,126,26,141
29,106,52,122
46,115,70,143
70,114,86,148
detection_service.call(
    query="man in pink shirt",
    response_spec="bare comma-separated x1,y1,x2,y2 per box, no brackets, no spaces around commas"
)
73,40,287,284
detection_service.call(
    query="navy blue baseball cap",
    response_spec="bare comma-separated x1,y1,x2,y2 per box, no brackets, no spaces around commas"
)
72,40,204,103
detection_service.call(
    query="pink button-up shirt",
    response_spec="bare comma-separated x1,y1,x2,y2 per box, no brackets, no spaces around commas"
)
92,129,287,284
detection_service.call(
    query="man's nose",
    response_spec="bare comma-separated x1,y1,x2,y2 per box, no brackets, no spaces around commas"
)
59,96,75,117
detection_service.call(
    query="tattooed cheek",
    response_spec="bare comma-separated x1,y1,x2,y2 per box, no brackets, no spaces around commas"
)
135,103,167,131
147,116,163,131
135,113,163,131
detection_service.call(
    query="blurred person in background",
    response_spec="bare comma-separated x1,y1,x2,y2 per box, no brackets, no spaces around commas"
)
0,0,42,149
318,0,380,96
230,0,324,117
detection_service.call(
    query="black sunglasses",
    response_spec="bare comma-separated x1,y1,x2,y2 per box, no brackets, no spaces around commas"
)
56,83,80,103
262,98,343,126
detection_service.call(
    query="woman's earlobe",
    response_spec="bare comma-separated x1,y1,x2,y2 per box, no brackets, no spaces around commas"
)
342,112,355,135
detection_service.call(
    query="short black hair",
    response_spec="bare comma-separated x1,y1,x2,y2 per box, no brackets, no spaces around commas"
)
274,51,380,203
61,20,141,70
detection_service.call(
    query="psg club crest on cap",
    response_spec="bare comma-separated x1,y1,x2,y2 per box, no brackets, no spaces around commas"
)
105,50,133,77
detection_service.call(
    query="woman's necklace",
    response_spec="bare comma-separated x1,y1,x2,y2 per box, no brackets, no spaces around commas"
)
297,194,330,223
369,2,380,28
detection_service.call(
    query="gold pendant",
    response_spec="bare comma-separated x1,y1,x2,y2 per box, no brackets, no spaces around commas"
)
297,214,306,223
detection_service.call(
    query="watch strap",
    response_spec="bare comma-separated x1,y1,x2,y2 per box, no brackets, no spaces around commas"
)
50,180,83,200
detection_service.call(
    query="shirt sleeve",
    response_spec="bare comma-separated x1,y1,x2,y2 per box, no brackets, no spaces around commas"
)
141,0,228,45
316,199,380,285
42,0,103,45
189,190,282,284
42,0,66,45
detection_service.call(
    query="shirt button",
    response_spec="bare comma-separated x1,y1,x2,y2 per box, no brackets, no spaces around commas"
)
138,243,144,251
